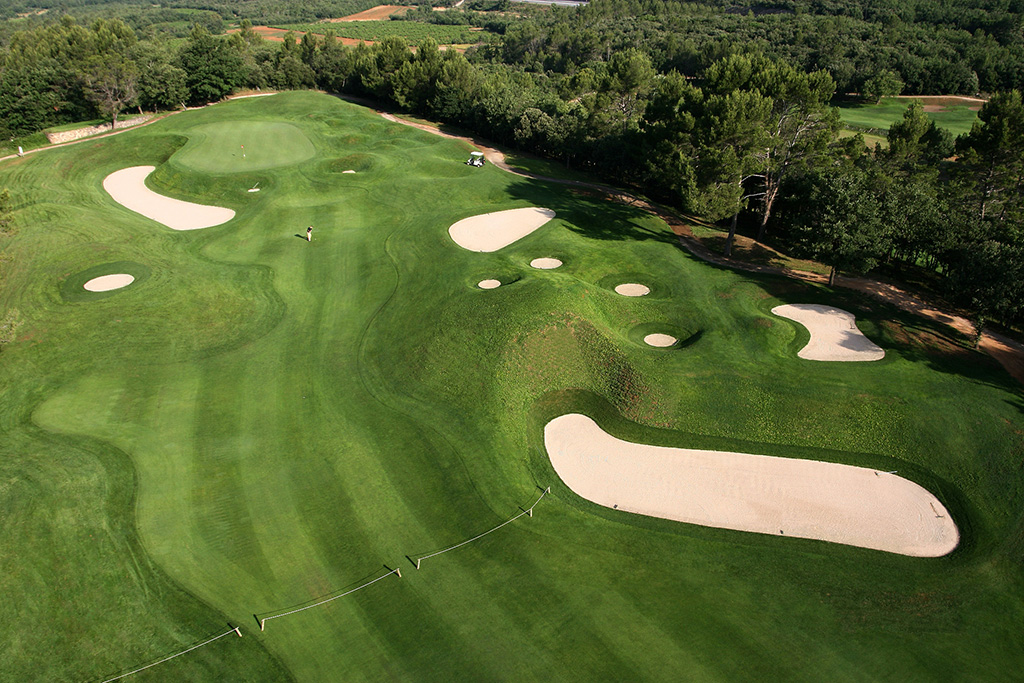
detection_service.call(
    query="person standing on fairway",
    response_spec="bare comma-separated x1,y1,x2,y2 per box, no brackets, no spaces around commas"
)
307,226,313,241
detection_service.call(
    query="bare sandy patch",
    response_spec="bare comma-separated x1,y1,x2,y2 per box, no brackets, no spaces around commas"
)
104,166,235,231
342,170,356,174
84,274,134,292
478,279,501,289
545,414,958,557
327,5,409,21
772,304,885,361
530,257,562,269
615,283,650,296
643,333,677,347
449,207,555,252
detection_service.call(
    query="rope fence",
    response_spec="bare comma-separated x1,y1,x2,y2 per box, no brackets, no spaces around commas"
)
97,485,551,678
254,566,402,632
412,487,550,570
99,625,242,683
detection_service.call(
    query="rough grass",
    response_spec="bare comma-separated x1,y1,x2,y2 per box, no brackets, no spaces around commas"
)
1,91,1023,681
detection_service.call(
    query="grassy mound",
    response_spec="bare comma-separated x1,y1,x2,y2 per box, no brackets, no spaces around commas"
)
1,91,1022,681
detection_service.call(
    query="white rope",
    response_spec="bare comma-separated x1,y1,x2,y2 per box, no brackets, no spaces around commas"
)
100,628,238,683
261,568,400,624
415,488,549,566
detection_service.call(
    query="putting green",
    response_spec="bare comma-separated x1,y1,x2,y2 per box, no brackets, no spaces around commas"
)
2,90,1024,682
172,120,316,172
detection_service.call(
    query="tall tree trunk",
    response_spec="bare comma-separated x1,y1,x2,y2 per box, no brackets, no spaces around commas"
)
756,181,778,242
828,265,837,286
724,211,738,257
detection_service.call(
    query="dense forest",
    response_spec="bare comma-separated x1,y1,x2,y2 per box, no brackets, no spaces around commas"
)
1,0,1023,331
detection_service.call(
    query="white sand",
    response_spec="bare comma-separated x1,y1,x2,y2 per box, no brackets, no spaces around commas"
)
343,170,356,174
103,166,236,230
478,279,501,289
530,257,562,269
545,414,958,557
449,207,555,252
84,274,134,291
772,304,885,361
615,283,650,296
644,333,677,347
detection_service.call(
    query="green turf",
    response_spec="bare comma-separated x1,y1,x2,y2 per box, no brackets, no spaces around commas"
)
2,90,1023,681
172,120,316,172
837,98,980,138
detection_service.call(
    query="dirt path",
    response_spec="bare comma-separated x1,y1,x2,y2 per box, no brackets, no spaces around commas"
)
374,106,1024,384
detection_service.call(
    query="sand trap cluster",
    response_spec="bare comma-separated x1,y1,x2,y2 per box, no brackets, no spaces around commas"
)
615,283,650,296
530,258,562,270
644,333,677,347
84,274,135,292
545,414,958,557
478,279,502,289
103,166,235,230
772,304,885,361
449,207,555,252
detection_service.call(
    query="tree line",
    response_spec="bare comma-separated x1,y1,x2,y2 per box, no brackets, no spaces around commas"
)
1,8,1023,331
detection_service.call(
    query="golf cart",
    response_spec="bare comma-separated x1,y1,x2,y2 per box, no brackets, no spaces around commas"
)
466,151,485,167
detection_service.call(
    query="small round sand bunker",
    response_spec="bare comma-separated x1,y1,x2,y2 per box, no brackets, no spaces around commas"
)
772,304,885,361
644,333,677,347
615,283,650,297
84,274,135,292
478,279,502,289
530,258,562,270
544,413,959,557
449,207,555,252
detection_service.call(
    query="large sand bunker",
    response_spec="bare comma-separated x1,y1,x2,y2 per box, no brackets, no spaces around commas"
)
103,166,235,230
772,304,885,361
449,207,555,252
84,274,134,291
545,414,958,557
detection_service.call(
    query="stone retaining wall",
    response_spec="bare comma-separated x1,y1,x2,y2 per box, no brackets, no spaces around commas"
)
46,114,153,144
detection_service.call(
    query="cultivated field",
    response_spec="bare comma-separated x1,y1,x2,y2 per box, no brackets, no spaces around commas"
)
1,91,1023,681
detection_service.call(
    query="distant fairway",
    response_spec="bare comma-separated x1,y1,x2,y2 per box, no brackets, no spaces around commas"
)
173,118,316,172
2,91,1024,681
837,97,980,137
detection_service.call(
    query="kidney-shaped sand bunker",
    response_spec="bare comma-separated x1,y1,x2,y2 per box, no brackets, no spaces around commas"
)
104,166,235,231
449,207,555,252
545,413,958,557
772,304,885,361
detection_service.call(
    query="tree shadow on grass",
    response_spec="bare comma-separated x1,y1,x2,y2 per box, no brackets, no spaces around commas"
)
756,274,1023,396
503,179,680,246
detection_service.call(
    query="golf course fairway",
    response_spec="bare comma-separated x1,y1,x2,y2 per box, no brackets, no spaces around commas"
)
1,91,1023,681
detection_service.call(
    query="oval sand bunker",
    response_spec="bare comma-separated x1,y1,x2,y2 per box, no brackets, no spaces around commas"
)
84,274,135,292
478,279,502,289
615,283,650,296
530,258,562,270
544,414,959,557
104,166,235,231
644,333,677,347
449,207,555,252
772,304,885,361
